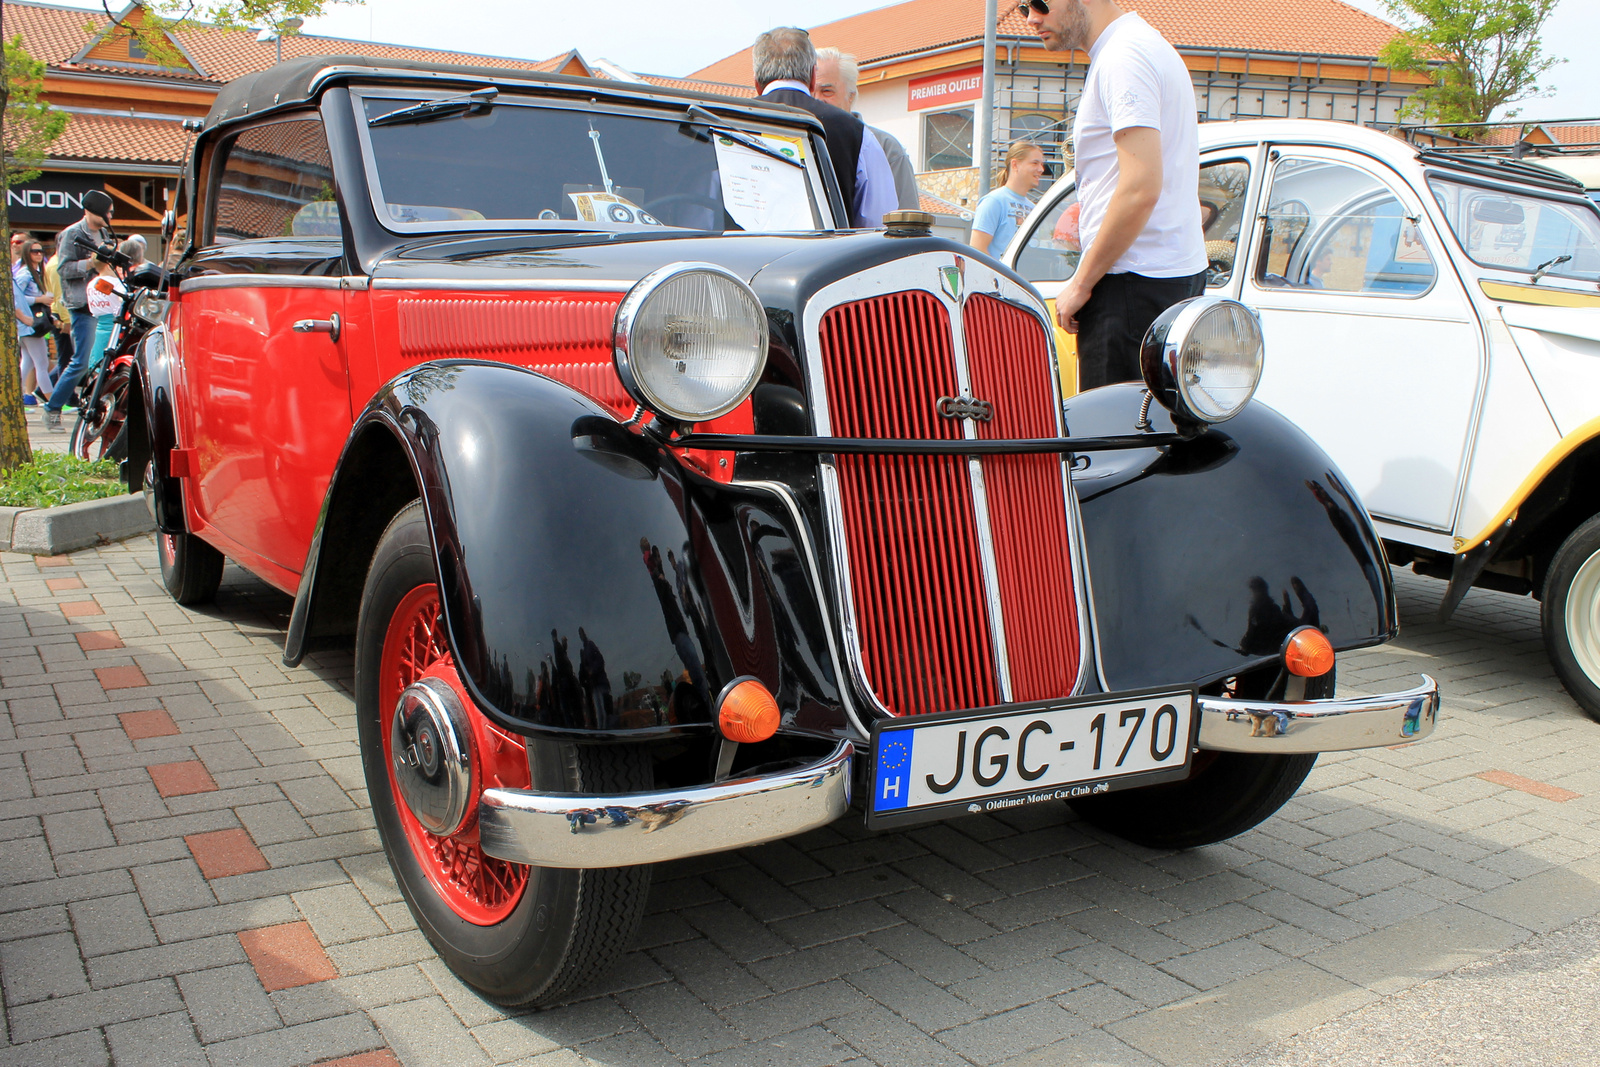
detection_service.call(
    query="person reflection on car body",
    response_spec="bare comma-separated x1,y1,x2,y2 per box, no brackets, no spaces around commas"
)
577,627,615,728
642,538,710,707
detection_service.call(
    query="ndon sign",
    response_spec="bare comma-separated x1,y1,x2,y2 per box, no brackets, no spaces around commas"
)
908,67,983,110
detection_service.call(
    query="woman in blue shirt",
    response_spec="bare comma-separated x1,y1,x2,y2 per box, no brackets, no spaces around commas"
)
971,141,1047,255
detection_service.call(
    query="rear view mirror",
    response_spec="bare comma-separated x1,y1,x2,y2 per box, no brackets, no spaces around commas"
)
1473,198,1524,226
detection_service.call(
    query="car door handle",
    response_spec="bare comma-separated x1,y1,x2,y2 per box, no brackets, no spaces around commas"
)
293,313,340,342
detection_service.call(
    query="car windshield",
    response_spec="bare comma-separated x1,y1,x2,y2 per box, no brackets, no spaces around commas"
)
357,92,827,234
1428,177,1600,280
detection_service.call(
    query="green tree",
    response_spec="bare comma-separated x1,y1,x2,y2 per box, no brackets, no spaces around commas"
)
1,37,71,472
96,1,360,70
1381,0,1562,127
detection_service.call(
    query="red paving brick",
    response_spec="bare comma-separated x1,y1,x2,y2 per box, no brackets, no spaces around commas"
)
45,576,84,591
76,630,125,651
187,828,269,879
148,760,217,797
60,600,104,618
238,921,337,991
1478,769,1581,803
95,665,148,690
314,1052,402,1067
120,709,179,740
35,554,73,568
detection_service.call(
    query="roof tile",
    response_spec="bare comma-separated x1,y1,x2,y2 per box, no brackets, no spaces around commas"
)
10,1,577,85
689,0,1404,85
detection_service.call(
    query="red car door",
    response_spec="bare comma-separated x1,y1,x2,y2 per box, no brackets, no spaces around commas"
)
175,116,354,592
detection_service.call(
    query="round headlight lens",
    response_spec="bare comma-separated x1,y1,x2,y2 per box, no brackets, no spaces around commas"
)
1140,297,1263,424
613,263,767,422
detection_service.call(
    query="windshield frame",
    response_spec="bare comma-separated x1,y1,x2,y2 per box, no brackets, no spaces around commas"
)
1424,170,1600,285
348,86,836,237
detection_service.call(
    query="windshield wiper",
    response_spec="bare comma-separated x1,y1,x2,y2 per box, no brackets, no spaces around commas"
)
684,104,804,169
1531,254,1573,283
369,87,499,128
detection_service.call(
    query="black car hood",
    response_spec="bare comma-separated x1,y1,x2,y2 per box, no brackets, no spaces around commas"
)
366,229,989,294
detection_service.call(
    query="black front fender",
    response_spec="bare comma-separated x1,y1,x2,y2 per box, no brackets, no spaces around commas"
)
288,361,849,744
1067,384,1397,691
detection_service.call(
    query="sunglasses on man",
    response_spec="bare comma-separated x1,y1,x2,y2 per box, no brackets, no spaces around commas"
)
1017,0,1049,13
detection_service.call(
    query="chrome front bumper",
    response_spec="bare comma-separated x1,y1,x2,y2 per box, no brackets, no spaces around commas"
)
1196,675,1438,754
475,677,1435,867
477,740,853,869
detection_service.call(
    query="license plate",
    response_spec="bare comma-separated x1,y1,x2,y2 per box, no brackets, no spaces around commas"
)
866,688,1196,829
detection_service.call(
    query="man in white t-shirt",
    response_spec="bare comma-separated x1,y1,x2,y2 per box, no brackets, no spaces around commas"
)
1020,0,1207,389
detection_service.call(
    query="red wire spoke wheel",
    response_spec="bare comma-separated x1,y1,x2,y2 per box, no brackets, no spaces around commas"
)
378,584,530,926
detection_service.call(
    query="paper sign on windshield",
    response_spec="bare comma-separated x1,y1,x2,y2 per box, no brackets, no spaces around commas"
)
713,135,813,232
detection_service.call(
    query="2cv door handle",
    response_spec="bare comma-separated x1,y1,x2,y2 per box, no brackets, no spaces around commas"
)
292,313,341,342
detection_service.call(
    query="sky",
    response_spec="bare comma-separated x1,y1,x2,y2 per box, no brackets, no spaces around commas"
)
44,0,1600,121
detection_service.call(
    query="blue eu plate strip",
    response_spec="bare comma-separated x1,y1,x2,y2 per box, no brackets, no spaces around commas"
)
874,730,912,812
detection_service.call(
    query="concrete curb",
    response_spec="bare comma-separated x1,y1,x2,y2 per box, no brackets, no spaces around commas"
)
3,494,154,555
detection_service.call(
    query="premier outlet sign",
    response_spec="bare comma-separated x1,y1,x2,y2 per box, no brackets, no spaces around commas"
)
907,67,983,110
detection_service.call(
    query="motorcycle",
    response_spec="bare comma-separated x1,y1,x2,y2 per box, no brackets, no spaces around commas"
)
67,260,167,464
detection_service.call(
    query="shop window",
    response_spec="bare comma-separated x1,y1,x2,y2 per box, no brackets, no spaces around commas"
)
924,109,973,171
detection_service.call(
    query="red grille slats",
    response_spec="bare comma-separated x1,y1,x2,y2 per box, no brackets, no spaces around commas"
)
818,285,1081,718
819,291,1000,717
965,294,1082,702
396,294,633,417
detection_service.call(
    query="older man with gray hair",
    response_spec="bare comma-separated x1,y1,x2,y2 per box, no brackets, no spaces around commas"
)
814,47,922,212
754,27,898,228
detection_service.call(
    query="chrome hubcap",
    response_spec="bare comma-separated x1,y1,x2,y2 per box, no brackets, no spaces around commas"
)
1565,549,1600,687
390,677,474,836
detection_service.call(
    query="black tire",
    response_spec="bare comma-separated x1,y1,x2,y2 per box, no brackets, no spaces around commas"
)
158,530,225,605
1541,515,1600,723
68,363,130,463
356,501,652,1007
1067,670,1332,849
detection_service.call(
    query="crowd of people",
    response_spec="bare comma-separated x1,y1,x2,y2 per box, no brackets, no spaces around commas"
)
9,189,147,432
10,0,1202,408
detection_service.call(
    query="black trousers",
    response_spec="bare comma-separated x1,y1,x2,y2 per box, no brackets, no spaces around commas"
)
1076,270,1207,391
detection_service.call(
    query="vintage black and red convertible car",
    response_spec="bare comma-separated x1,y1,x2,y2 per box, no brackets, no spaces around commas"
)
129,56,1438,1006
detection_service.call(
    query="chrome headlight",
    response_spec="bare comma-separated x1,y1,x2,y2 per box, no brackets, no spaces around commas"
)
131,292,169,326
1140,296,1263,424
613,263,767,422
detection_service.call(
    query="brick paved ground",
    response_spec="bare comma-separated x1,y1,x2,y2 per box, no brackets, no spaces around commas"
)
2,537,1597,1067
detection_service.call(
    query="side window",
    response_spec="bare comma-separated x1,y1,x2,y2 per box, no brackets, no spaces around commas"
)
211,118,339,244
1199,160,1251,287
1254,157,1435,296
1014,185,1080,283
1014,159,1250,285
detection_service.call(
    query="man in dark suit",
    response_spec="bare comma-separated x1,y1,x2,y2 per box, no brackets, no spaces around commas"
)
753,27,897,228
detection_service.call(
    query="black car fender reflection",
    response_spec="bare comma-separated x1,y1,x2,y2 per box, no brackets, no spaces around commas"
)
127,325,185,533
286,361,849,743
1064,383,1397,691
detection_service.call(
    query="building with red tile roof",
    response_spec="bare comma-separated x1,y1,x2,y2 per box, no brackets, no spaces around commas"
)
689,0,1431,210
4,1,594,239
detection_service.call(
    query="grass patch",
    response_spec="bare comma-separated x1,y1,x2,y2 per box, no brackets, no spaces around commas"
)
0,453,126,508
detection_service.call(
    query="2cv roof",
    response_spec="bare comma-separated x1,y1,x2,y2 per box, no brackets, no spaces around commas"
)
203,54,822,134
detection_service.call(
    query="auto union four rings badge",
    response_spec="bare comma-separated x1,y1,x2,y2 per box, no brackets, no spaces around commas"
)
937,394,994,422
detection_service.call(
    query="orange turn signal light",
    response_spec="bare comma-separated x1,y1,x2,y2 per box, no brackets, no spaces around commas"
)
1283,626,1335,678
718,679,780,743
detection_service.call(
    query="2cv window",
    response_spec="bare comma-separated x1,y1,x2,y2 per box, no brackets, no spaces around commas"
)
1254,157,1436,297
210,117,340,245
1428,178,1600,281
1013,159,1250,286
